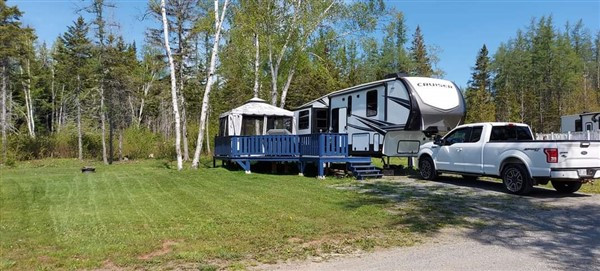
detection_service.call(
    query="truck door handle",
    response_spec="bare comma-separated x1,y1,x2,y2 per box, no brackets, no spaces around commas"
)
457,148,462,152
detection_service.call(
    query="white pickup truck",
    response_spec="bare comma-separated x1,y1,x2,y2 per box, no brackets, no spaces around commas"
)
418,122,600,195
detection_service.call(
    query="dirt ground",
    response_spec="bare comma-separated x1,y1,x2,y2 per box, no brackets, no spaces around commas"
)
260,175,600,271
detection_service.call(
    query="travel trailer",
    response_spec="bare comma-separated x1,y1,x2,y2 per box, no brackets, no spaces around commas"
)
293,73,466,157
560,112,600,132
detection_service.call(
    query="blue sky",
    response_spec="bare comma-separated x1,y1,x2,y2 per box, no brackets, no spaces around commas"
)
10,0,600,87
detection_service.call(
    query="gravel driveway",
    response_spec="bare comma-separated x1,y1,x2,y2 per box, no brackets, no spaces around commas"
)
261,176,600,271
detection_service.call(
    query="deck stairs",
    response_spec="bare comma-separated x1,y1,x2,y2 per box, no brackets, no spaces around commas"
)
348,162,383,180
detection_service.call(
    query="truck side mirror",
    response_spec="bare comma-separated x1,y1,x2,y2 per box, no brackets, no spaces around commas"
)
434,135,443,146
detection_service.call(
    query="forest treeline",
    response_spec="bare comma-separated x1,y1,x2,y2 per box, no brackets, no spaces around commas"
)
1,0,599,166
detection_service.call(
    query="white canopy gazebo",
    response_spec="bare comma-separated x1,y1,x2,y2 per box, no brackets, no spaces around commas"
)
218,98,296,136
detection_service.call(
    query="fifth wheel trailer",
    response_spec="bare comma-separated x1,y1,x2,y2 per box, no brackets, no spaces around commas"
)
293,74,466,157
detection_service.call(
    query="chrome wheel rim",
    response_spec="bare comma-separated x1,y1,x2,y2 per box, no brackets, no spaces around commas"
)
420,160,431,179
505,168,523,192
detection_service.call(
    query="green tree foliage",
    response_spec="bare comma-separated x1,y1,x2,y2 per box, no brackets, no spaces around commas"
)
492,16,599,133
465,45,495,123
409,26,433,77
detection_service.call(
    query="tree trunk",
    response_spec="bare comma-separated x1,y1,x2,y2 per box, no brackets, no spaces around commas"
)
1,65,7,162
160,0,183,170
279,65,296,109
192,0,229,169
77,96,83,160
100,86,108,164
51,66,55,133
205,108,211,155
58,85,65,133
268,48,279,106
253,33,260,98
20,63,35,138
181,95,190,161
118,129,123,161
138,73,155,126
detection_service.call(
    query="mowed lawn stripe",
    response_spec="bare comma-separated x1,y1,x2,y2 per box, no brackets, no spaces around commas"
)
1,160,407,270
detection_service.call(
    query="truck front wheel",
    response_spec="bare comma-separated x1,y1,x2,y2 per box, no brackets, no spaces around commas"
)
419,156,437,180
551,181,582,194
501,164,533,195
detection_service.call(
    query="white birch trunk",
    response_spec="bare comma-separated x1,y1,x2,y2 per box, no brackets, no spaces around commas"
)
279,65,296,109
205,108,211,154
253,33,260,98
138,72,155,126
20,64,35,138
51,66,55,133
161,0,183,170
192,0,229,168
100,86,108,164
1,65,7,162
77,97,83,160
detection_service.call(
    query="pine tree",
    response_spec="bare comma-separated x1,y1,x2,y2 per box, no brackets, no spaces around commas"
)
465,44,495,123
0,1,33,161
409,26,433,77
55,16,93,160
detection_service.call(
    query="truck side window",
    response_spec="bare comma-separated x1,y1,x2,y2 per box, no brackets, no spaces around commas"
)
490,126,533,141
444,127,471,145
467,126,483,142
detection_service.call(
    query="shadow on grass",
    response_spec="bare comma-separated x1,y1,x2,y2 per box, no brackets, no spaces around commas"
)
340,177,600,270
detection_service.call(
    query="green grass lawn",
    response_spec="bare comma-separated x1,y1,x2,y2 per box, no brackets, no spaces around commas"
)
0,159,414,270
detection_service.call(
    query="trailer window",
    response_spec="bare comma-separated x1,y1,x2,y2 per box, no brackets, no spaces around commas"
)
490,125,533,141
366,90,377,117
298,110,309,130
313,109,328,133
347,96,352,116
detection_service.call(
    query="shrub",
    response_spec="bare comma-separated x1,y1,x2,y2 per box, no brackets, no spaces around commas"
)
123,127,159,159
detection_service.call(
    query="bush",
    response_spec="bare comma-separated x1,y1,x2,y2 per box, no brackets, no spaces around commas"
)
123,127,159,159
9,135,54,160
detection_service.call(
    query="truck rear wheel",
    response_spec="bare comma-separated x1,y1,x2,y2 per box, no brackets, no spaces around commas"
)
419,156,437,180
501,164,533,195
551,181,582,194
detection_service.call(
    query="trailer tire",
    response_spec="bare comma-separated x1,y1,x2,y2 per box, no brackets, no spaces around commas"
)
419,156,437,180
501,164,533,195
551,181,582,194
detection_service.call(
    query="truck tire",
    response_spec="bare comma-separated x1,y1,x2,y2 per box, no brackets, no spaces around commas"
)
501,164,533,195
551,181,582,194
419,156,437,180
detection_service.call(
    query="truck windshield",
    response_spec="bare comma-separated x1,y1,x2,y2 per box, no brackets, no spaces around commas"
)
490,125,533,141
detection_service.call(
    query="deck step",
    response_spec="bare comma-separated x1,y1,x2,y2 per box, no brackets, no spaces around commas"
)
348,162,382,180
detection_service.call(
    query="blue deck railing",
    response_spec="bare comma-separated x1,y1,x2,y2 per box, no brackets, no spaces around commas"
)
215,133,348,158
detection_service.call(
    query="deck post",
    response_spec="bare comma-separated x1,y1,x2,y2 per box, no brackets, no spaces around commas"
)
234,160,251,174
298,161,306,176
317,160,325,179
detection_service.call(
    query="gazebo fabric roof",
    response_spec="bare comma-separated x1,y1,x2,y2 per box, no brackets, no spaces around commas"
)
219,97,294,118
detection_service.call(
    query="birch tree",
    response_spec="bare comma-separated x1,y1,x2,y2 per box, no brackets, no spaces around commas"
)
191,0,229,169
160,0,183,170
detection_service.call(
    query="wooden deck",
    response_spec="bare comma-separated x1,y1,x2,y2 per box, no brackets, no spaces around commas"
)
214,134,371,178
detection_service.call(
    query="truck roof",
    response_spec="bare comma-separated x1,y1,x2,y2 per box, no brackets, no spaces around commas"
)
456,122,530,128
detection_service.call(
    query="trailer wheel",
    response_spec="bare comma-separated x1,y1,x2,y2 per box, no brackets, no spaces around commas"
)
551,181,582,194
501,164,533,195
419,156,437,180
